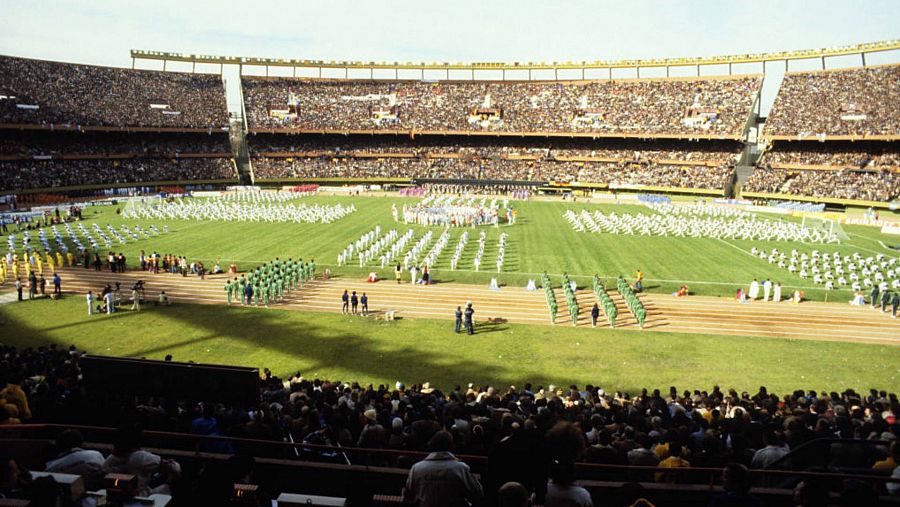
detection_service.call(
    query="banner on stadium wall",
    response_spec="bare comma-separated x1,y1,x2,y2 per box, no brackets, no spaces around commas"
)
881,222,900,236
226,186,261,192
320,185,365,193
192,191,226,197
795,211,843,221
608,183,646,190
714,198,753,206
746,205,792,215
840,217,887,227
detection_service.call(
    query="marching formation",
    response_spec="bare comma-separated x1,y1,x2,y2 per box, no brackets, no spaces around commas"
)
449,232,468,271
223,257,315,307
124,198,355,224
565,204,839,243
400,195,508,227
755,246,900,293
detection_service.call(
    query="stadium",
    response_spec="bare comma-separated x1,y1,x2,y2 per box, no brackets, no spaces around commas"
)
1,2,900,505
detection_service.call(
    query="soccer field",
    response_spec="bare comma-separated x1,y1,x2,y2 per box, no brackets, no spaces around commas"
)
3,193,899,392
19,194,898,299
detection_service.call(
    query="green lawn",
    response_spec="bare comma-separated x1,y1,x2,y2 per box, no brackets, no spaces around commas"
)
2,296,898,393
10,195,899,300
4,194,898,393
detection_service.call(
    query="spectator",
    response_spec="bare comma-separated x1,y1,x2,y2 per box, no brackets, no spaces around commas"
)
709,463,762,507
102,424,181,496
44,429,105,488
544,421,593,507
402,430,483,507
498,481,532,507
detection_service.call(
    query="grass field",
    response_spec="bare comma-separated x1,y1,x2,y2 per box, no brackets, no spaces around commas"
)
10,194,898,299
2,296,898,393
3,193,899,392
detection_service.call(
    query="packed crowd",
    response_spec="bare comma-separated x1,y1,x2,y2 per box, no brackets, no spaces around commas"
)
0,55,229,128
0,131,231,158
248,134,742,164
0,158,236,191
744,167,900,202
765,64,900,138
2,343,899,504
242,75,761,136
760,141,900,169
251,157,733,190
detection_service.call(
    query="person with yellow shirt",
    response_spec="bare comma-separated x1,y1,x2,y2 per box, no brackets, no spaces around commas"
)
0,374,32,422
655,442,690,483
56,251,64,268
873,440,898,472
66,251,74,267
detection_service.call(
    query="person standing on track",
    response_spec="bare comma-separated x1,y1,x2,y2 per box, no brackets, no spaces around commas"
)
361,293,369,316
244,282,253,306
351,291,359,316
464,303,475,335
395,262,402,284
342,289,350,315
225,279,233,305
52,272,61,297
591,303,600,328
455,306,463,333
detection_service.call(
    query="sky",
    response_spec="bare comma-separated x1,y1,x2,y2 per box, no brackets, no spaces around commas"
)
1,0,898,113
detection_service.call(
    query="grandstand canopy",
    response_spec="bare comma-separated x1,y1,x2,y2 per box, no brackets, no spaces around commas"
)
132,39,900,76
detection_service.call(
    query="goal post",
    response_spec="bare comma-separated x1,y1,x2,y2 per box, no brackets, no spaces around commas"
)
801,215,835,236
801,215,849,241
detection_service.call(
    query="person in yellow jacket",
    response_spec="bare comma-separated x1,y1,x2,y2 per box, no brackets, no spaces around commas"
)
0,375,32,422
66,251,74,267
655,442,690,483
56,251,64,268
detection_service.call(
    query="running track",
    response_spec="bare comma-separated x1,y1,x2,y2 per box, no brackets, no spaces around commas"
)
18,267,900,346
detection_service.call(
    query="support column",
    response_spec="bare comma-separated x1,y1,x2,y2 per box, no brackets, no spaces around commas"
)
192,61,196,73
318,67,322,78
821,56,825,70
861,52,867,67
293,67,297,77
344,68,348,79
163,59,167,71
220,63,223,75
131,58,135,70
666,66,669,78
502,69,505,81
554,68,558,81
695,64,699,76
636,67,640,79
581,68,585,80
728,62,732,75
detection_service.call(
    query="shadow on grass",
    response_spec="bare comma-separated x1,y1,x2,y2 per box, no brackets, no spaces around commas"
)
2,298,546,389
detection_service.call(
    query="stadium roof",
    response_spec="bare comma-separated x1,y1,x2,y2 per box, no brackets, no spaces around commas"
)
132,39,900,71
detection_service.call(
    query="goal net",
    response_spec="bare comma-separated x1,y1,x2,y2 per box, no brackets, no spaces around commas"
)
801,216,849,241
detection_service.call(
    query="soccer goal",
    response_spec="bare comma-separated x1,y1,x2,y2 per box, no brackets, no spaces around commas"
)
801,215,849,241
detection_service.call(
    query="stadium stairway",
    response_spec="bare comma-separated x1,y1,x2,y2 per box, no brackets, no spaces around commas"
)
228,116,253,185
